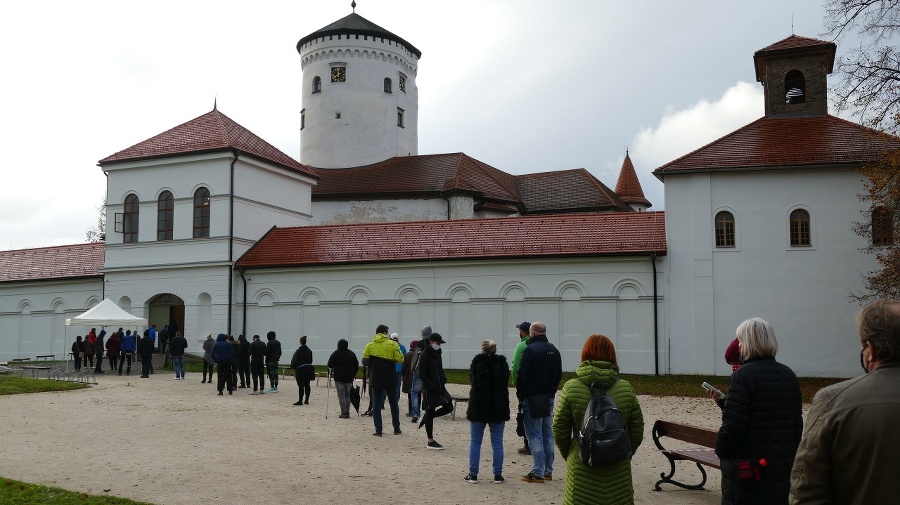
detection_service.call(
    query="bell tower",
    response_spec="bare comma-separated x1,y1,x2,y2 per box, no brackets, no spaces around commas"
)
753,35,836,118
297,7,421,168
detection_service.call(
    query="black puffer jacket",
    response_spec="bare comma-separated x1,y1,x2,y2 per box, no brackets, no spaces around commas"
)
327,339,359,383
715,355,803,505
466,353,511,423
418,344,448,408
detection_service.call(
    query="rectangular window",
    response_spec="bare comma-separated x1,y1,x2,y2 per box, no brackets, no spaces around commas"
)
300,109,305,130
397,108,404,128
399,73,406,93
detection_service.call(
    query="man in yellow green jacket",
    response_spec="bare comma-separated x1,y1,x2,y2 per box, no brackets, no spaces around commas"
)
363,324,405,436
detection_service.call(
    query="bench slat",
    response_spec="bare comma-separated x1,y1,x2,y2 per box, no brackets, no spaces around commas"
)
667,448,720,469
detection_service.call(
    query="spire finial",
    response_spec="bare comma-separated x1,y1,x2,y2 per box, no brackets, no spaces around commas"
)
352,1,356,13
213,95,217,111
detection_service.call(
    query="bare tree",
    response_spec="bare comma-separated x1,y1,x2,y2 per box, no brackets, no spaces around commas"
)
824,0,900,134
85,196,106,243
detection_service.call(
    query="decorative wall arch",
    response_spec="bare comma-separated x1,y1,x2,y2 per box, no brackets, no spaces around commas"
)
85,296,101,309
446,283,474,301
555,280,587,299
395,284,424,301
254,291,276,306
613,280,643,299
299,287,324,304
51,297,67,313
18,300,32,314
499,281,529,300
155,186,176,200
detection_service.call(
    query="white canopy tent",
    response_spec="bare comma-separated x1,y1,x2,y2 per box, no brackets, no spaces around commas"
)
66,298,147,327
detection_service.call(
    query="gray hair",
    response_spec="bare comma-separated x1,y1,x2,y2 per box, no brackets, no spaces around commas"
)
481,339,497,355
856,300,900,362
736,317,778,360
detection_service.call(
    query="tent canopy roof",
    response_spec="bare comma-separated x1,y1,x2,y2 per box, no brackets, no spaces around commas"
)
65,298,147,327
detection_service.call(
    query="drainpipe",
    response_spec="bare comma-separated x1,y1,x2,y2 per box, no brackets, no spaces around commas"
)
442,195,451,220
239,269,248,339
102,171,108,301
227,151,239,335
651,251,659,376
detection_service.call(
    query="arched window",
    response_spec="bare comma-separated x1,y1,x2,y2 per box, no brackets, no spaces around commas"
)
312,76,321,93
714,211,735,248
157,190,174,241
790,209,811,247
785,70,805,104
872,206,894,246
123,194,139,243
193,187,210,238
384,77,392,93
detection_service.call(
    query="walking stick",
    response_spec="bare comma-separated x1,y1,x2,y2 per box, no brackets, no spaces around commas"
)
325,368,331,419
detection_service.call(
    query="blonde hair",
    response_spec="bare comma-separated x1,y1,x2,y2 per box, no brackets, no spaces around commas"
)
736,317,778,360
481,339,497,355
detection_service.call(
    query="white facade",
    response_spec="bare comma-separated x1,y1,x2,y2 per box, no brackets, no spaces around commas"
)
662,168,875,377
298,34,419,168
238,256,663,374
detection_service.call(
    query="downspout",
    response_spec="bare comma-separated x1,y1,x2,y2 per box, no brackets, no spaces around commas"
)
227,151,239,335
239,269,248,339
442,194,451,220
651,251,659,376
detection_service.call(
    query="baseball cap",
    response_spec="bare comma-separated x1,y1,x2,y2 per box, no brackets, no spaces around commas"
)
516,322,531,332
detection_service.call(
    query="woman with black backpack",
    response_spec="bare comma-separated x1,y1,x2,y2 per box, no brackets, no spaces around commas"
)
552,334,644,505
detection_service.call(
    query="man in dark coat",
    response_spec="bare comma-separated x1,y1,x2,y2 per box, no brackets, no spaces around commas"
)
516,321,562,483
327,338,359,418
137,331,154,378
248,334,267,394
212,333,236,395
265,331,282,393
169,330,188,380
94,329,107,373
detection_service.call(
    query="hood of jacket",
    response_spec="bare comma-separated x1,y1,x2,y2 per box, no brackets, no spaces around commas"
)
338,338,349,350
371,333,389,344
216,333,228,342
575,360,620,390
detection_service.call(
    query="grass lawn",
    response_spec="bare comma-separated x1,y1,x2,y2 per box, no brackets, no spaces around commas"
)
0,375,88,395
0,478,152,505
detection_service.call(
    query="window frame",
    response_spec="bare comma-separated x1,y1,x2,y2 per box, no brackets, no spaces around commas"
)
193,187,211,239
156,191,174,241
398,73,406,93
397,107,404,128
312,76,321,93
384,77,392,93
785,69,806,104
123,194,139,243
714,210,736,248
789,208,812,248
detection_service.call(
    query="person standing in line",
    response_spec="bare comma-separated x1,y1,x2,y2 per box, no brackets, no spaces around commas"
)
143,329,155,375
137,330,154,378
105,330,121,372
327,338,359,418
238,334,251,389
248,334,267,394
169,330,188,380
290,335,315,406
517,321,562,483
725,337,741,373
418,332,454,449
72,336,85,371
553,334,645,505
511,321,532,455
401,340,422,422
265,331,282,393
713,318,802,505
790,300,900,504
119,330,136,375
464,339,511,484
212,333,235,396
94,329,107,373
84,329,96,369
159,325,170,368
228,335,241,391
362,324,404,436
201,334,215,384
390,333,407,411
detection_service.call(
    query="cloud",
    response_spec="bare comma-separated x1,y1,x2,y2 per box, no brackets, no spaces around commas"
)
625,82,765,210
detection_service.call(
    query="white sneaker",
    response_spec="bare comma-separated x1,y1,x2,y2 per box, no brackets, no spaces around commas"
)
173,377,180,380
249,391,258,395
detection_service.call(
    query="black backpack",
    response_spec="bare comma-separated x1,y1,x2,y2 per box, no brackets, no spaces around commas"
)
575,379,632,466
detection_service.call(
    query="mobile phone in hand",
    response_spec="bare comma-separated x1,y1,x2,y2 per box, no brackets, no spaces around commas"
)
702,381,725,400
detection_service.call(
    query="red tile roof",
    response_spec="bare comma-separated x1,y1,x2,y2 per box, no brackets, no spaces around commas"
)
754,35,836,81
98,109,317,179
614,152,650,207
653,115,900,177
0,243,104,283
235,212,665,269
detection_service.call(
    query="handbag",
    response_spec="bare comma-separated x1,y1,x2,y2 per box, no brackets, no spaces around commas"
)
528,394,551,418
516,411,526,437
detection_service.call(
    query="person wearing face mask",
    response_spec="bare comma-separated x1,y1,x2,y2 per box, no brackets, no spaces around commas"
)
418,332,453,450
714,318,802,505
790,300,900,504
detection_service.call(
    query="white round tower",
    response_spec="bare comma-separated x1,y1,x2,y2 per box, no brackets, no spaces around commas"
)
297,10,420,169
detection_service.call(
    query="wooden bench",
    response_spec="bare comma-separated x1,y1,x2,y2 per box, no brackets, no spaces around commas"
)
12,358,30,363
20,365,52,379
652,420,720,491
35,354,55,361
450,396,469,420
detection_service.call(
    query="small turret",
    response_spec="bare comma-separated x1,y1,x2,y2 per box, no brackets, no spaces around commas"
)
614,151,650,211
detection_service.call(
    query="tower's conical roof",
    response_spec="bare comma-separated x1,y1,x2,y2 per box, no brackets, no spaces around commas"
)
614,151,650,208
297,12,421,58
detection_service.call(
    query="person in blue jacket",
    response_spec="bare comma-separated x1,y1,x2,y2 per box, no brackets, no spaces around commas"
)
211,333,236,395
118,330,137,375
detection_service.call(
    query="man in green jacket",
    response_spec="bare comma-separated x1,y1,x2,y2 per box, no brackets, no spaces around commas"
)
363,324,405,436
511,321,531,455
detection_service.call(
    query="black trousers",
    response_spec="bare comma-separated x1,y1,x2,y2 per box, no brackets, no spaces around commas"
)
239,359,250,387
251,362,265,391
119,353,133,374
140,353,152,376
217,363,233,393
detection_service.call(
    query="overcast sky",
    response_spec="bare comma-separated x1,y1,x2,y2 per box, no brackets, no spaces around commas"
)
1,0,847,250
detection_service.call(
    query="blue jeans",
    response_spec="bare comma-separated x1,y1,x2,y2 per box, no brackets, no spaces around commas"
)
173,356,184,378
410,375,422,417
522,397,555,477
371,387,400,434
469,421,505,476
